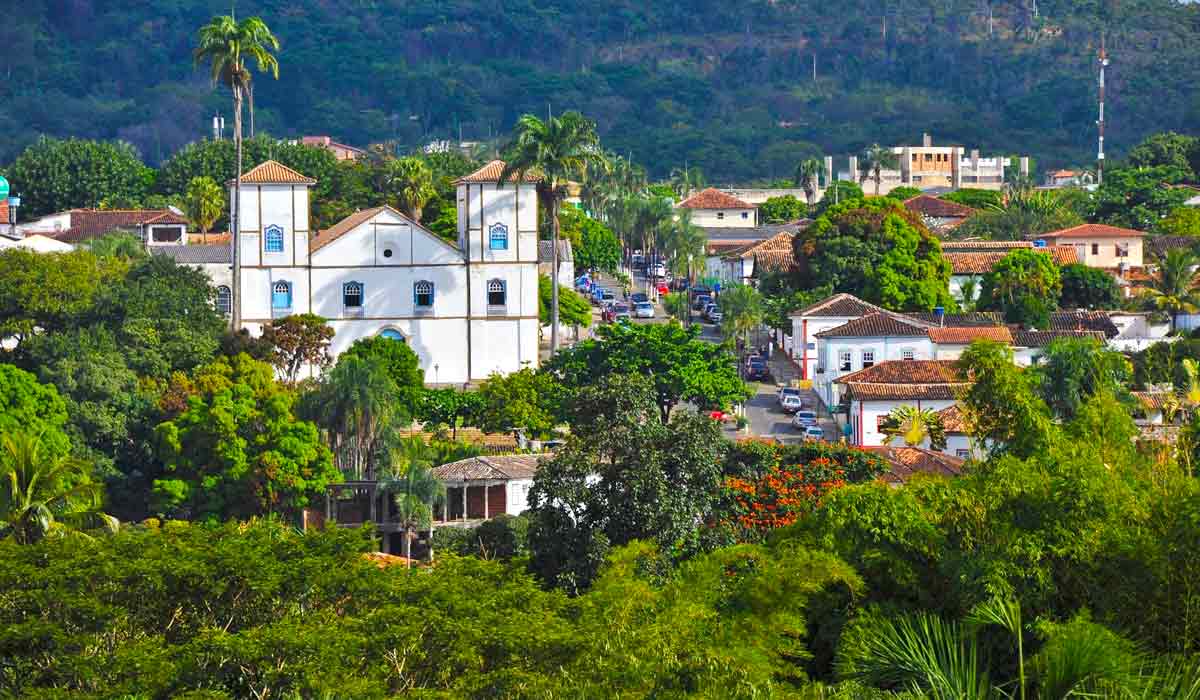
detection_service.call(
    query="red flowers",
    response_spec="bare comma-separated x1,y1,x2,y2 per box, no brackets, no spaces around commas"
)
722,461,847,533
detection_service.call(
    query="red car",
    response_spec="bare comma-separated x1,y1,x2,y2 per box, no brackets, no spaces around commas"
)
656,282,670,295
708,410,732,423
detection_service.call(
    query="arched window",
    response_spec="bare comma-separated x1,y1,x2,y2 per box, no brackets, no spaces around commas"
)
380,328,406,342
215,285,232,316
271,281,292,310
265,225,285,253
487,278,507,308
414,280,434,308
342,281,363,308
488,222,509,250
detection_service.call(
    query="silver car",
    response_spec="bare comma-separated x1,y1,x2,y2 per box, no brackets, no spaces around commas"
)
803,426,824,440
780,394,803,413
634,302,655,319
792,410,818,428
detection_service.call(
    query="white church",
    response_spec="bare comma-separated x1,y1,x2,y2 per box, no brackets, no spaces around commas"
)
228,159,541,385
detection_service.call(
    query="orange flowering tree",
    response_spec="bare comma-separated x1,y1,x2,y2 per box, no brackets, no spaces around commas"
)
718,440,888,540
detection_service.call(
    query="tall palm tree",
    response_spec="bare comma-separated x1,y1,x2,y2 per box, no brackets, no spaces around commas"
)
795,158,823,212
633,196,674,295
718,284,765,350
381,439,446,566
500,112,606,353
0,431,118,544
303,357,401,480
662,209,706,283
1146,249,1200,332
880,405,948,450
194,14,280,332
669,165,705,200
860,143,900,196
87,232,147,260
386,157,436,222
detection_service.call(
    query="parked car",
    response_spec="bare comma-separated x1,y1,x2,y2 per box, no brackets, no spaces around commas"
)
803,426,825,441
690,285,712,300
630,292,649,304
708,409,733,423
780,394,803,413
704,303,719,321
746,359,770,381
600,290,616,306
708,309,723,324
692,294,712,311
634,302,655,319
656,282,670,296
792,410,818,428
611,303,631,321
650,262,667,278
591,287,608,304
777,386,803,406
631,253,644,268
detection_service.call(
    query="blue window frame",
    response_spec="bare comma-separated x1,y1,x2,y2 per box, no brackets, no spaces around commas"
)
488,222,509,250
414,280,434,307
271,281,292,310
265,224,285,253
380,328,406,342
342,281,363,308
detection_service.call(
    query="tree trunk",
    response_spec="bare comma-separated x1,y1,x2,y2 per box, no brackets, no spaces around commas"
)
404,526,413,569
248,82,255,139
550,195,561,353
232,86,244,333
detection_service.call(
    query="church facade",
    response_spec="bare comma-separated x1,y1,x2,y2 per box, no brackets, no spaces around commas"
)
231,159,540,385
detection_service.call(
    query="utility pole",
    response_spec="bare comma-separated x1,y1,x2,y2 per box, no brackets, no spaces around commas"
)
1097,36,1109,186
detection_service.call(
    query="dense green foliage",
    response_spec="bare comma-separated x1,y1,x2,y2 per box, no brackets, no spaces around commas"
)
980,248,1063,327
7,1,1200,182
1059,262,1121,310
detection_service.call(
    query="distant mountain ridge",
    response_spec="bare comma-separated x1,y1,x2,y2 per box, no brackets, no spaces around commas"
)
1,0,1198,181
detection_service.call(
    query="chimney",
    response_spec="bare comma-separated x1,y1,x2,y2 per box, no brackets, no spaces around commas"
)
923,132,932,148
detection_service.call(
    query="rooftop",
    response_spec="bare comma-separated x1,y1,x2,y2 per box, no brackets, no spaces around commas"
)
1012,329,1108,348
1038,223,1145,239
237,160,317,185
945,246,1078,274
40,209,188,243
869,446,966,485
310,207,388,253
152,244,231,264
1048,310,1120,338
836,360,968,401
903,195,975,219
936,404,968,433
431,454,549,482
927,326,1014,344
454,160,541,184
678,188,755,210
793,293,886,319
816,312,931,339
538,239,574,263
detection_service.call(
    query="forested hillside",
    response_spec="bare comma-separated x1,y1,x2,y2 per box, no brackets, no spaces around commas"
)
3,0,1199,181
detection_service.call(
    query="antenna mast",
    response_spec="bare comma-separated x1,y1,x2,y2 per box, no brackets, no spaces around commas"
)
1097,36,1109,186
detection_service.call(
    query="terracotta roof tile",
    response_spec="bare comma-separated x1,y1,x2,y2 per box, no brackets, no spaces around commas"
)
431,454,549,482
904,195,975,219
1132,391,1173,412
816,312,931,338
945,246,1078,274
310,207,388,252
936,404,968,433
904,311,1005,327
845,383,969,401
941,241,1032,251
793,293,887,318
1147,236,1199,259
1039,223,1145,239
1012,329,1107,347
836,359,965,385
869,446,966,485
678,188,754,210
236,160,316,185
927,326,1014,344
42,209,188,243
1048,311,1119,337
454,160,541,184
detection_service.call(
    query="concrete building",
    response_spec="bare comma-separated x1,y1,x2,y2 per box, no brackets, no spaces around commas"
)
836,133,1021,194
300,136,367,161
1035,223,1145,269
677,188,758,228
230,159,540,385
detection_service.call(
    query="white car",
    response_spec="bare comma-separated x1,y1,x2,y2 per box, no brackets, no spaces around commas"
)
803,426,824,440
780,394,803,413
651,262,666,278
792,410,818,428
777,387,802,406
633,302,655,319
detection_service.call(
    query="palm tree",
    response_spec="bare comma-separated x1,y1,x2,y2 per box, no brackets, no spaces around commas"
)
661,209,706,284
880,405,948,450
194,14,280,332
956,277,981,312
669,165,705,200
381,438,446,566
860,144,900,196
719,284,765,350
87,232,146,260
795,158,823,212
0,431,118,544
184,176,224,241
386,157,437,222
303,357,401,480
633,196,674,295
500,112,606,353
1145,249,1200,332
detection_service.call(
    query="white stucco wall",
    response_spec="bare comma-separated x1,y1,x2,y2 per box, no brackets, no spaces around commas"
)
819,336,935,406
849,398,957,447
688,208,757,228
789,315,860,383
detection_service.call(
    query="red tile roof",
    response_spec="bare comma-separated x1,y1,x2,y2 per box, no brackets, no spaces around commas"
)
1012,329,1107,347
1132,391,1173,412
1040,223,1145,239
945,246,1078,274
431,454,549,482
816,312,931,338
869,446,966,485
454,160,541,184
794,293,886,318
43,209,188,243
941,241,1031,251
836,359,965,385
904,195,976,219
237,160,316,185
310,207,388,252
936,404,968,433
1048,310,1119,337
927,326,1014,344
678,188,754,210
845,383,968,401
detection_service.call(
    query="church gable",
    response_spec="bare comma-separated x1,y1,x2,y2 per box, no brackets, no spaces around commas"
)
310,206,463,267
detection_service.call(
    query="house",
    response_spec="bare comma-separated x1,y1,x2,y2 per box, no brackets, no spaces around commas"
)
1035,223,1145,269
790,293,888,382
677,188,758,228
1044,170,1094,188
0,234,74,253
702,221,806,281
431,454,549,523
538,239,574,285
941,240,1079,302
929,325,1014,361
230,159,540,384
715,230,796,285
835,133,1022,193
721,187,821,207
815,312,936,407
835,359,968,447
868,445,966,486
152,245,234,317
1011,329,1107,365
300,136,367,161
935,404,988,460
1107,312,1172,352
16,208,189,246
903,195,975,232
1131,391,1172,426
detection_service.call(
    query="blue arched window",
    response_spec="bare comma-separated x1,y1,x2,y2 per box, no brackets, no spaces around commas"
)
342,281,363,308
265,224,285,253
215,285,232,316
380,328,406,342
271,281,292,310
414,280,434,308
488,222,509,250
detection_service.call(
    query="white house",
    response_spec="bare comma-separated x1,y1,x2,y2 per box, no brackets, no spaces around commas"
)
814,312,936,408
935,404,988,461
835,360,968,447
431,454,548,522
153,244,234,317
1106,311,1172,352
929,326,1015,361
789,294,888,382
231,159,540,385
677,188,758,228
16,208,189,246
942,241,1078,303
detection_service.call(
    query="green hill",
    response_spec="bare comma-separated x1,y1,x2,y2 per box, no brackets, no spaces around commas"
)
2,0,1199,181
